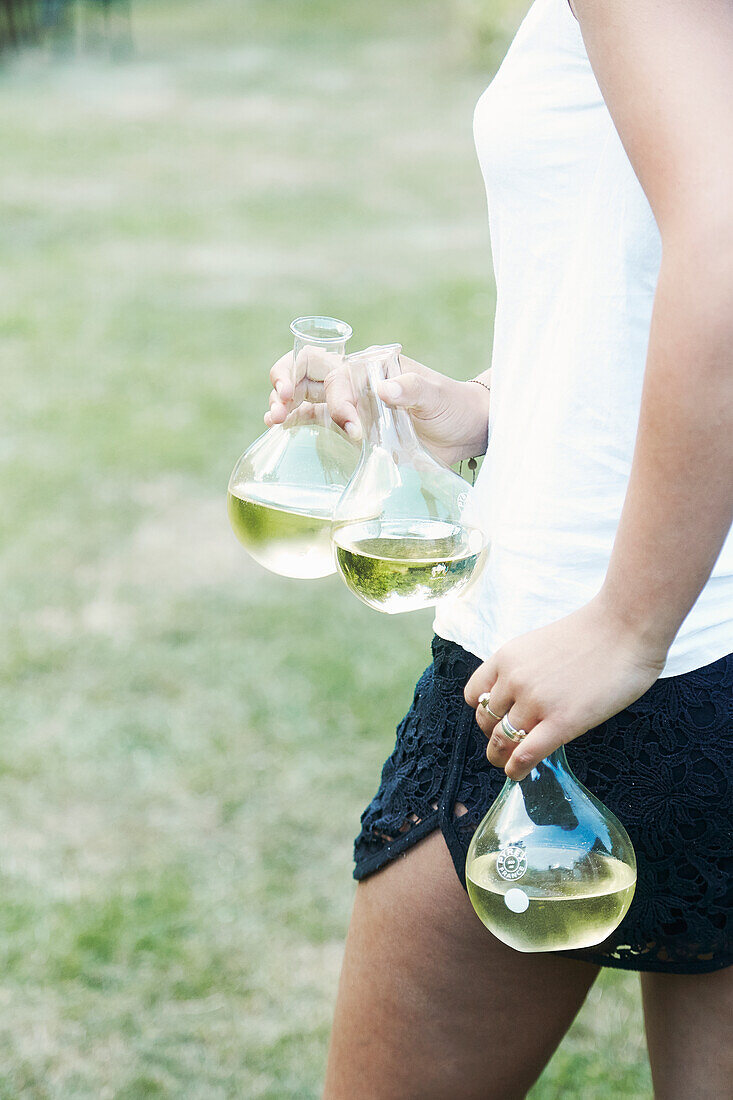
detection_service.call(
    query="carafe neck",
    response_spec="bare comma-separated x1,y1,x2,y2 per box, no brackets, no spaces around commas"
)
532,746,569,774
289,315,352,386
347,344,421,452
514,745,577,829
516,745,571,789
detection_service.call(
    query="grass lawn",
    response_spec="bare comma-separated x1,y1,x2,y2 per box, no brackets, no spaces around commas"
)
0,0,653,1094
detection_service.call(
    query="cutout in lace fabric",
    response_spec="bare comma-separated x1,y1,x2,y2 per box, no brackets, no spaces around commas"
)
354,636,732,973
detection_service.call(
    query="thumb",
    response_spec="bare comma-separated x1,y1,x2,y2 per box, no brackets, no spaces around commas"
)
376,371,443,419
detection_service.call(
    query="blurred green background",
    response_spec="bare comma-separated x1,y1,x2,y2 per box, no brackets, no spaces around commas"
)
0,1,653,1095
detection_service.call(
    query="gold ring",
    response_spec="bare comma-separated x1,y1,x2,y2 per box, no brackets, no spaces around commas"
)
478,692,503,721
500,715,527,743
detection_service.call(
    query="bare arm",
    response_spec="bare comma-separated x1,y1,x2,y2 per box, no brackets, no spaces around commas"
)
581,0,733,651
466,0,733,779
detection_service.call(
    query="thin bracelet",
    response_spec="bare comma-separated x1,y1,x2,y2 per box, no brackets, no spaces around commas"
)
459,380,490,483
464,379,490,480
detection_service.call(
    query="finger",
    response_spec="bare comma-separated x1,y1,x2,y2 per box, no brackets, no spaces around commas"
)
474,682,514,742
486,727,515,768
464,657,499,708
293,377,326,406
472,676,513,740
486,705,534,768
324,367,361,440
503,719,567,782
268,390,320,427
281,401,319,429
269,352,295,403
291,347,345,408
268,390,289,425
296,401,319,423
376,371,443,419
294,346,343,385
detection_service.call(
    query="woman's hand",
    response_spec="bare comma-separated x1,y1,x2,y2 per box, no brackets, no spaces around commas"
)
265,351,490,466
265,345,347,429
464,594,668,781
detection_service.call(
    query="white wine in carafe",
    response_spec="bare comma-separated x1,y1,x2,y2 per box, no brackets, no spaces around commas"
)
465,746,637,953
332,344,488,614
466,850,636,953
228,483,342,579
227,316,356,579
333,520,486,613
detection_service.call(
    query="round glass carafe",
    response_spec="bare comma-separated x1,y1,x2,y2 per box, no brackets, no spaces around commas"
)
331,344,488,613
227,317,358,579
465,746,637,953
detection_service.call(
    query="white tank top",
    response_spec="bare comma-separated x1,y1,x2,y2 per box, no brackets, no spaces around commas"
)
434,0,733,677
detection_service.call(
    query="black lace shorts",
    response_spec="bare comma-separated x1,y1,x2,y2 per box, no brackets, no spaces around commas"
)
354,635,733,973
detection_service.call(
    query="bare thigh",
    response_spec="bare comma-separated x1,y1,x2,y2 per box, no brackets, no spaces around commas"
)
641,966,733,1100
324,831,599,1100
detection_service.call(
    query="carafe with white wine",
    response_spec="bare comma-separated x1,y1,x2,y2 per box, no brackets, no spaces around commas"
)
227,316,358,578
331,344,488,613
465,746,637,952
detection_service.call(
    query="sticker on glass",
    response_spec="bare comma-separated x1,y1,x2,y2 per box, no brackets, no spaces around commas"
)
504,888,530,914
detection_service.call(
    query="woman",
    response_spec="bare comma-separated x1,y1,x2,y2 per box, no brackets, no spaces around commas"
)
267,1,733,1095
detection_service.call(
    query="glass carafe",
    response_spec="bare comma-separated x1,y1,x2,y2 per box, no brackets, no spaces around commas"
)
331,344,488,613
227,316,357,579
465,747,636,953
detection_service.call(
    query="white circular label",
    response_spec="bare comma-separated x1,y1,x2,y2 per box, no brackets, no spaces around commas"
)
496,845,527,881
504,888,530,914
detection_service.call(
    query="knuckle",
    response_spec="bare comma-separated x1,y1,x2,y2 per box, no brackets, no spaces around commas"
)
404,372,438,410
502,674,519,696
325,385,348,409
324,369,351,397
511,747,535,771
506,668,531,699
306,349,337,383
522,690,541,714
399,373,426,405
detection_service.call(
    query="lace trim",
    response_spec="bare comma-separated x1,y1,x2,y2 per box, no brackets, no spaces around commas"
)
354,636,733,972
